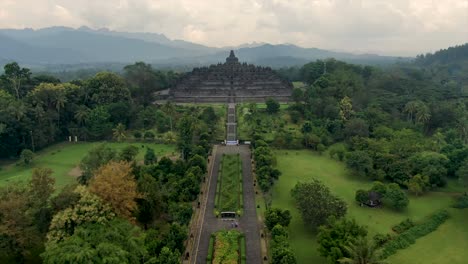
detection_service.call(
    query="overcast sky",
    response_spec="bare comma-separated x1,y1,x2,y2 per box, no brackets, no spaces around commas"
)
0,0,467,56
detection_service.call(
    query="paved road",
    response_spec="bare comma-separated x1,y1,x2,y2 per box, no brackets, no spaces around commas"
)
194,145,261,264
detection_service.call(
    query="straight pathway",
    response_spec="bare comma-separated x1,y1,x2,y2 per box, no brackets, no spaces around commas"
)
194,145,261,264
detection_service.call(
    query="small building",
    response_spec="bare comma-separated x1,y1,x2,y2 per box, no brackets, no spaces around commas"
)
365,191,382,207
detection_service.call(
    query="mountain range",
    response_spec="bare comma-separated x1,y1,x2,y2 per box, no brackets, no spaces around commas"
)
0,26,410,69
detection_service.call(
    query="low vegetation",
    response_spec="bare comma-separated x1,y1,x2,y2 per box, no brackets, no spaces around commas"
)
215,154,243,214
208,230,244,264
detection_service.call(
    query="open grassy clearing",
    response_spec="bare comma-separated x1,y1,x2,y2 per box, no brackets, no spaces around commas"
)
0,142,177,189
207,230,245,264
271,149,460,264
215,154,243,213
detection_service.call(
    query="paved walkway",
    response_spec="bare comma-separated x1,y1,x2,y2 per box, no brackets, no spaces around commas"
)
194,145,261,264
226,103,237,142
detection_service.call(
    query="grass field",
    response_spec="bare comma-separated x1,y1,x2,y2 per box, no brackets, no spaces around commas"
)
216,154,243,213
0,142,177,189
271,149,463,264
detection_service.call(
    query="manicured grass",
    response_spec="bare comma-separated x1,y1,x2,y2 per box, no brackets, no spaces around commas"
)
216,154,243,213
271,150,457,264
292,81,306,89
210,230,243,264
0,142,177,189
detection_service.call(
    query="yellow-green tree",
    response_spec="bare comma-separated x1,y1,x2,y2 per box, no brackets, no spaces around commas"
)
47,186,115,242
89,161,141,221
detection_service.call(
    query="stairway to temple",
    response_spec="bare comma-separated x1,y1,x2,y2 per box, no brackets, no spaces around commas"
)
226,103,237,145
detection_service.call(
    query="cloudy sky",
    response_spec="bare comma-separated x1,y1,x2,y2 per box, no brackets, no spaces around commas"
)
0,0,467,56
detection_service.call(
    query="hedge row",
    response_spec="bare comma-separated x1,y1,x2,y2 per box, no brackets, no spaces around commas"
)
206,234,215,263
382,210,449,258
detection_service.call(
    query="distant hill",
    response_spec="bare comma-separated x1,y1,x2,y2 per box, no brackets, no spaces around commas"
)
0,26,409,69
415,43,468,66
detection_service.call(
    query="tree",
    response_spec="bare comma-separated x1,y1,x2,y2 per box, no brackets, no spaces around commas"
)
318,217,368,263
18,149,34,166
84,72,131,106
292,88,304,103
406,174,429,196
355,190,369,204
28,168,55,210
345,151,373,178
144,147,157,165
85,106,112,139
2,62,31,99
382,183,409,210
177,115,194,160
265,208,292,230
456,158,468,189
79,144,117,184
344,119,369,138
147,247,180,264
112,123,126,141
339,96,354,121
53,90,67,128
42,219,147,264
266,98,280,114
291,180,347,231
119,145,139,162
338,236,386,264
89,161,141,221
0,184,39,259
47,186,115,242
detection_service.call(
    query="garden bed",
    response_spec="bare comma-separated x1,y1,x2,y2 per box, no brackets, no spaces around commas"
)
215,154,243,216
207,230,246,264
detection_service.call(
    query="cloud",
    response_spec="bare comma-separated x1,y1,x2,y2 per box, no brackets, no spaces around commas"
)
0,0,467,56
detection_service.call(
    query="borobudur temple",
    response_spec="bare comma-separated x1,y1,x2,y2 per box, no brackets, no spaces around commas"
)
170,50,293,103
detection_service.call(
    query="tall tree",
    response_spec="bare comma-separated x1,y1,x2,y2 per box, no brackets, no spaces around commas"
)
291,180,347,231
88,161,141,221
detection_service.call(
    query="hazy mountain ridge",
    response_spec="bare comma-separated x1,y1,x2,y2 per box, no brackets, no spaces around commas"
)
0,26,410,69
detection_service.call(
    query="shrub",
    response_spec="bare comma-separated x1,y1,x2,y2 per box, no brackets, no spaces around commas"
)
373,233,393,247
392,218,415,234
355,189,368,204
133,131,142,139
381,210,449,258
144,131,155,140
453,195,468,209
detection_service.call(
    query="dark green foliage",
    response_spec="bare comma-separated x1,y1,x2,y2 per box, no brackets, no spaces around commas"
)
392,219,415,234
355,189,368,204
119,145,139,162
383,183,409,210
291,180,347,231
270,225,297,264
78,144,116,184
206,235,215,262
265,98,280,114
345,151,373,178
453,195,468,209
168,202,193,226
265,208,292,230
144,147,157,165
18,149,34,166
317,217,367,263
381,210,449,258
372,233,393,248
144,131,155,140
41,219,146,264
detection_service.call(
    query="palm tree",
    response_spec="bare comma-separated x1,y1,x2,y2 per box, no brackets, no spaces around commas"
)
162,102,176,131
403,101,419,123
112,123,126,142
74,106,90,126
54,91,67,127
339,237,386,264
415,103,431,124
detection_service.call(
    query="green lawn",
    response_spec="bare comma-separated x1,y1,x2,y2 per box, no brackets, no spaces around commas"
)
216,154,243,213
0,142,177,189
271,149,460,264
387,208,468,264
